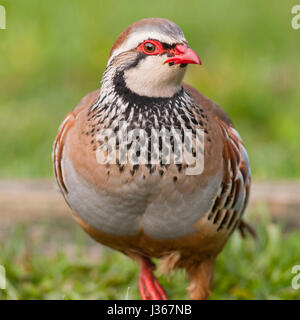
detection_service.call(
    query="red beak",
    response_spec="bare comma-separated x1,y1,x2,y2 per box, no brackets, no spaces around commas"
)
164,44,201,65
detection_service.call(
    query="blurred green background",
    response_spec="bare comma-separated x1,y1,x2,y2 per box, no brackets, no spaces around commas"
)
0,0,300,300
0,0,299,179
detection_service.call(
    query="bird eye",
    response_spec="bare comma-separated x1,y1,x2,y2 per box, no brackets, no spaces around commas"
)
143,42,156,54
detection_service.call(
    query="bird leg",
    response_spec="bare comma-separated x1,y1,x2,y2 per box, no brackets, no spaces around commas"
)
187,259,215,300
138,257,168,300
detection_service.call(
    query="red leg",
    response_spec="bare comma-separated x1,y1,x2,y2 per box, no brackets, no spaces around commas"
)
138,258,168,300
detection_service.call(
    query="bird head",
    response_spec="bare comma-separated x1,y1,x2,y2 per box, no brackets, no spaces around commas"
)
105,18,201,98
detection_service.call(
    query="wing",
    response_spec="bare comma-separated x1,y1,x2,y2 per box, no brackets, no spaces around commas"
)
52,89,100,197
52,112,75,195
216,119,251,218
183,83,252,235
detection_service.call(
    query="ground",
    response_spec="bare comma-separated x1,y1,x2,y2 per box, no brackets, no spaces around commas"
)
0,206,299,300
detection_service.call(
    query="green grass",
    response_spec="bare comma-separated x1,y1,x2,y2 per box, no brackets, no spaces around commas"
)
1,214,299,300
0,0,300,178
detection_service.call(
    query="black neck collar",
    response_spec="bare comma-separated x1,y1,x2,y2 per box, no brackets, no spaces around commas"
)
112,70,186,109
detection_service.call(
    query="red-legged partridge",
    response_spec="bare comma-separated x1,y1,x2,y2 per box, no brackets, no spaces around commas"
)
53,18,253,300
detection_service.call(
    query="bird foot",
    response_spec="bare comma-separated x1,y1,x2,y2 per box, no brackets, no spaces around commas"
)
138,258,168,300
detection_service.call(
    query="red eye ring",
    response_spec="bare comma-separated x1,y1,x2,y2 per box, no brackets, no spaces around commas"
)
137,40,165,55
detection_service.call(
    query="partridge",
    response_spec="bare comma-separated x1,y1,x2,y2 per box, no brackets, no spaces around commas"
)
53,18,254,300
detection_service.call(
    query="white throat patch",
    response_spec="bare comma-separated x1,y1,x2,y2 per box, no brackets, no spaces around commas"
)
124,54,187,97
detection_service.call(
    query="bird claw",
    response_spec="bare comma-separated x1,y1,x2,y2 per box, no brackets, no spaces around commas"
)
138,258,168,300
